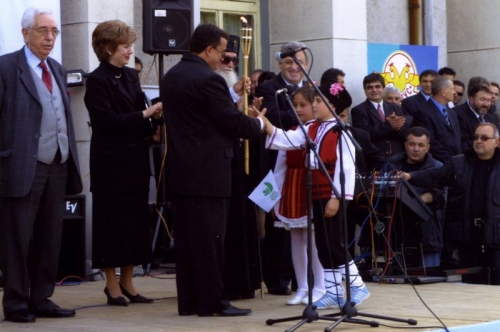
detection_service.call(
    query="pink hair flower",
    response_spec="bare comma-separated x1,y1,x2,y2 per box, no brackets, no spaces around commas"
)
329,83,344,97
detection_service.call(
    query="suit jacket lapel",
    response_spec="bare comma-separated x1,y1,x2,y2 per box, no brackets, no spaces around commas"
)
17,49,41,105
366,99,384,123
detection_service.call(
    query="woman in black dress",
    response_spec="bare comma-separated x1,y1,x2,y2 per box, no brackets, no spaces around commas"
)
84,20,163,306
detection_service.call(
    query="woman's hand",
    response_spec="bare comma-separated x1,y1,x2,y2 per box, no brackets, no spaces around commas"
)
324,198,340,218
143,102,163,119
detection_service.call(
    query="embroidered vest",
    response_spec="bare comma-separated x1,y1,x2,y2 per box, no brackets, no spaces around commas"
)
308,122,339,199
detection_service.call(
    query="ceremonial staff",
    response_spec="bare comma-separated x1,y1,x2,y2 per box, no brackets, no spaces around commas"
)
240,16,252,174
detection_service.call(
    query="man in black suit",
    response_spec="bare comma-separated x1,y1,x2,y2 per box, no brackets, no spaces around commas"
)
456,81,499,152
253,41,309,296
0,7,82,323
255,41,308,130
161,24,264,317
414,76,461,164
401,69,438,116
351,72,410,158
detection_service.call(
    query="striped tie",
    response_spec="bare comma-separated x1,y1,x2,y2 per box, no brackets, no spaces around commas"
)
442,107,450,126
39,61,53,94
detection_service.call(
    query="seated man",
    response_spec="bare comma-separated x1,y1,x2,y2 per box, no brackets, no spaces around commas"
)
386,127,445,267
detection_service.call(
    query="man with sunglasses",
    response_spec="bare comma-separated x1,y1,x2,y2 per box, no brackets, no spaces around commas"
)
401,123,500,285
456,79,499,152
453,80,465,106
0,7,82,322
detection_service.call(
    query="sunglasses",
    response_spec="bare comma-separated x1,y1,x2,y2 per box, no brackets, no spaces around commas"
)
221,55,239,66
456,92,464,96
473,135,496,142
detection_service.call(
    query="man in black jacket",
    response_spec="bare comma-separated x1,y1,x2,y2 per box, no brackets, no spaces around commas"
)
401,123,500,285
161,23,265,316
351,72,411,158
386,127,445,268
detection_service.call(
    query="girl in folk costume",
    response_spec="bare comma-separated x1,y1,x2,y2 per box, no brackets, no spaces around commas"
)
273,85,326,305
256,82,370,309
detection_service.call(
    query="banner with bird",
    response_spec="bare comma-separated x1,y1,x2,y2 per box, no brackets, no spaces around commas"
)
368,43,438,100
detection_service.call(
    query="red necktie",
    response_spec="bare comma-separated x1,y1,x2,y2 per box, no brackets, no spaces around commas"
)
377,103,385,122
39,61,53,94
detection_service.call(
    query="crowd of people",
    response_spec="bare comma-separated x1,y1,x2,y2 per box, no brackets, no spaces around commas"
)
1,5,500,324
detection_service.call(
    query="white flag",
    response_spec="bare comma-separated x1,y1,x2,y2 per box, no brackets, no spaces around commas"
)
248,170,281,212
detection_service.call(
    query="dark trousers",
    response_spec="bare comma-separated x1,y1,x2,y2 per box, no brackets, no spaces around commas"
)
0,154,67,314
459,245,500,285
171,195,231,316
313,198,352,268
262,212,293,292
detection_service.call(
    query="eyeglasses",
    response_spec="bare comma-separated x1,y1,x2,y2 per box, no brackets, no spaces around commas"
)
473,135,496,142
221,55,239,66
29,27,60,37
456,92,464,96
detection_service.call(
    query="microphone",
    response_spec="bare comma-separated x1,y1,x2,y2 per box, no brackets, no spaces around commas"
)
279,47,307,59
276,88,288,95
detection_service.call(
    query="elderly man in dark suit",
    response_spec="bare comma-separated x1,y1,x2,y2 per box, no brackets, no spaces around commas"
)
0,7,82,323
401,69,438,116
456,80,500,152
161,23,264,317
351,72,411,158
255,41,308,131
413,76,461,164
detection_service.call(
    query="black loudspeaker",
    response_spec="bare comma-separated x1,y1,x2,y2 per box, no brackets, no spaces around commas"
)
143,0,192,54
58,195,86,280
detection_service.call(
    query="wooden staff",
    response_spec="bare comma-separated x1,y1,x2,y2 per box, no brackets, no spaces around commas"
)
240,17,252,175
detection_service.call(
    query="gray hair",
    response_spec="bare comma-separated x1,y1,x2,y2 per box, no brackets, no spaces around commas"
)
431,76,452,96
278,41,308,64
477,123,500,139
21,7,54,29
383,85,401,96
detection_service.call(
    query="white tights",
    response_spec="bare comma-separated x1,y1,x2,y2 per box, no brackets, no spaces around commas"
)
290,228,325,299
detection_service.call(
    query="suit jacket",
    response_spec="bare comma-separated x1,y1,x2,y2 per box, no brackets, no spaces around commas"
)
161,53,261,197
351,99,410,157
455,102,500,152
0,47,82,197
255,73,300,130
414,99,461,163
84,60,158,193
401,92,428,116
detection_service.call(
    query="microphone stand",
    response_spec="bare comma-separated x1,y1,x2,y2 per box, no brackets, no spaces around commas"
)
265,50,417,331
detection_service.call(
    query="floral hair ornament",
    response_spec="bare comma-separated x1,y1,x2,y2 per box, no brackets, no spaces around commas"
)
329,83,344,97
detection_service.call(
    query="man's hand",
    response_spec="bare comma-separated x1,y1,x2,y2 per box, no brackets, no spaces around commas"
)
420,192,433,203
249,106,273,134
252,96,263,110
233,76,251,96
324,198,340,217
386,112,406,131
399,171,411,180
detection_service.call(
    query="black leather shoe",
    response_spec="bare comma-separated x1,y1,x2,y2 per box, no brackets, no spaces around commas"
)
32,305,75,318
119,284,153,303
217,305,252,316
268,287,292,296
4,309,36,323
104,287,128,306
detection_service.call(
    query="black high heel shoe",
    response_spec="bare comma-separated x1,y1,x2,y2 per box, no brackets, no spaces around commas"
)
104,287,128,306
119,284,153,303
